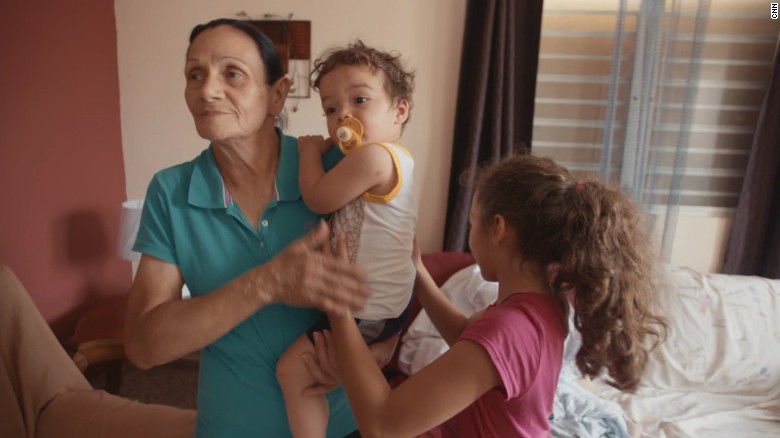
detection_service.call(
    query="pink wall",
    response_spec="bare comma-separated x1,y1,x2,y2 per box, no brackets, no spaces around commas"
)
0,1,132,339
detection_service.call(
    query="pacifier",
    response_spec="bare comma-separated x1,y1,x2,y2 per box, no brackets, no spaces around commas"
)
335,117,364,154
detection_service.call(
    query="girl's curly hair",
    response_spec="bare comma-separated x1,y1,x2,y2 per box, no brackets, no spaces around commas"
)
474,154,668,391
309,40,415,126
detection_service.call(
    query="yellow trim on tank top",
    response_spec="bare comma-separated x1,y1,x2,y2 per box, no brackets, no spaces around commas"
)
361,143,411,204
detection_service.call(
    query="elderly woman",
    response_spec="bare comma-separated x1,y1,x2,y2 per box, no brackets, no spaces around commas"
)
0,18,393,438
124,18,401,438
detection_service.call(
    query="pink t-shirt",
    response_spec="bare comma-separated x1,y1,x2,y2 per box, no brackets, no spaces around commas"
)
437,292,567,438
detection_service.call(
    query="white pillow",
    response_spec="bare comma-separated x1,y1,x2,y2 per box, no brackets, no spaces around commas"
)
398,263,497,374
398,263,584,376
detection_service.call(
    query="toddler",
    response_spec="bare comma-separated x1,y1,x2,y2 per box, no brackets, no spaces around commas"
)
276,40,417,438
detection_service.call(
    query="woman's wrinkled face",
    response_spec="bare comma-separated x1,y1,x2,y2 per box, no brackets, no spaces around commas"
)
184,25,275,144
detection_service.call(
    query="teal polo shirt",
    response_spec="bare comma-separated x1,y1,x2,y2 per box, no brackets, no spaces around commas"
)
134,131,356,438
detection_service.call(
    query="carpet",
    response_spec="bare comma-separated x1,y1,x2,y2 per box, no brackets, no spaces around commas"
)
89,359,199,410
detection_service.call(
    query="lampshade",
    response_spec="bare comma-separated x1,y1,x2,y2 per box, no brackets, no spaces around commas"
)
118,199,144,261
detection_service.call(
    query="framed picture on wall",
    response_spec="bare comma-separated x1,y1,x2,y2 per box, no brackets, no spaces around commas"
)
247,20,311,99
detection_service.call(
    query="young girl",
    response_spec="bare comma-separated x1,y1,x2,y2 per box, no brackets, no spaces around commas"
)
326,154,669,437
276,41,418,437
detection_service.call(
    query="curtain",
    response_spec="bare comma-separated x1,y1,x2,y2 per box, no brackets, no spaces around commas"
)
443,0,544,252
601,0,710,262
722,37,780,279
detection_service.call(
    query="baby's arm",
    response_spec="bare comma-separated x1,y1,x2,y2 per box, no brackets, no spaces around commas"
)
298,136,394,214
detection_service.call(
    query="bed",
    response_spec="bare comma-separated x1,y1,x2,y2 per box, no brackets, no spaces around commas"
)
387,253,780,438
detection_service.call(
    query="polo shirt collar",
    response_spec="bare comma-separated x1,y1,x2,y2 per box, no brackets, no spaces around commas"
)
187,129,301,209
188,145,226,209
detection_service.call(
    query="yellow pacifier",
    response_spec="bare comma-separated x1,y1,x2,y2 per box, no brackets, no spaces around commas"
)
335,117,364,154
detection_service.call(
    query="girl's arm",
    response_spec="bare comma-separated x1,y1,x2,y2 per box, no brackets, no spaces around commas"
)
301,332,400,397
413,246,482,345
329,313,501,437
298,136,394,214
323,236,500,437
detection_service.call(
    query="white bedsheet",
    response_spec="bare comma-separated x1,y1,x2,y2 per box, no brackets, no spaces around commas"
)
398,264,496,375
592,265,780,438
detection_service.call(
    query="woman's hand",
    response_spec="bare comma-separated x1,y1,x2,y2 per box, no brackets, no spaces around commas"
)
261,221,370,316
298,135,333,156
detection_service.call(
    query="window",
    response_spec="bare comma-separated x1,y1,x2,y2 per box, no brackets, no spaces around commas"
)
533,0,777,211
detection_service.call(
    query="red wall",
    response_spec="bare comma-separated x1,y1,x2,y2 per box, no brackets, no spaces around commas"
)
0,1,132,339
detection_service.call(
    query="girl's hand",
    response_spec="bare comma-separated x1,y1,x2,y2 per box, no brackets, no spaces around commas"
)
300,233,351,396
298,135,333,156
301,330,341,396
411,236,423,271
302,330,400,397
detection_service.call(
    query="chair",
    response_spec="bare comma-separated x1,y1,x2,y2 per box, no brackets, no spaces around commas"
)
66,200,143,393
67,295,128,394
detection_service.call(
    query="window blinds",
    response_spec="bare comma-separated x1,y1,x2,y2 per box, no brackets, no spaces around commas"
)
533,0,777,210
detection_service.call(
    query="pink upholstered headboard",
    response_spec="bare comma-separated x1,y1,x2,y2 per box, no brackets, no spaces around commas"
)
420,252,477,288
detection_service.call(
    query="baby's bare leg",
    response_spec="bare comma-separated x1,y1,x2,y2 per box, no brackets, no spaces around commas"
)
277,334,328,438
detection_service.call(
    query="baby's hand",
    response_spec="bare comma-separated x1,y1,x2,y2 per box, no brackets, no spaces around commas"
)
298,135,333,156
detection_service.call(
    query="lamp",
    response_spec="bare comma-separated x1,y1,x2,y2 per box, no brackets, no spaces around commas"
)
117,199,144,262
